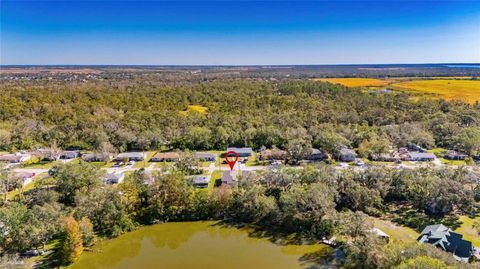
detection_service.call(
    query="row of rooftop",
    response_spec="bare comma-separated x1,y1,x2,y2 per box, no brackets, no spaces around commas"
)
1,144,479,166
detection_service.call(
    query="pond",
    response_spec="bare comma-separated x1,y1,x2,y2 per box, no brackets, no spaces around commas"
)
69,221,335,269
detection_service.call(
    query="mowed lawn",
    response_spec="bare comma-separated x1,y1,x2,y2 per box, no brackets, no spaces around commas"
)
315,78,389,87
391,79,480,104
455,215,480,247
373,218,419,243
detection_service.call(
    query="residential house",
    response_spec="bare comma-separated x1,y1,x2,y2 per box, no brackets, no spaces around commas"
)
338,148,357,162
115,152,146,162
259,148,286,161
407,152,436,162
189,175,209,188
82,153,112,162
150,152,180,162
371,153,401,162
192,152,216,162
408,143,427,153
226,147,253,157
105,172,125,184
221,170,252,186
58,151,80,160
14,172,36,186
0,153,31,163
310,148,327,161
418,224,473,262
444,151,468,161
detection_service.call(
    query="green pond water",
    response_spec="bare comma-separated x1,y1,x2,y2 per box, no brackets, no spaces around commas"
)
69,221,334,269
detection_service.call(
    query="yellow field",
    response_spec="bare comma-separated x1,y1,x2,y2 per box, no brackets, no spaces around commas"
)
315,78,389,87
391,79,480,104
455,215,480,247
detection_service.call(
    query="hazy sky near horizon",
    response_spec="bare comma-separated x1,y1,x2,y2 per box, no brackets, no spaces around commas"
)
1,0,480,65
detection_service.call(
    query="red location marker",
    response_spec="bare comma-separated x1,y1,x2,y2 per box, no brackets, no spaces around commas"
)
225,151,239,171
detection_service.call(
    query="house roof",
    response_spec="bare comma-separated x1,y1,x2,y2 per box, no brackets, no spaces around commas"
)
190,175,209,184
0,154,22,162
152,152,180,159
106,172,124,181
227,147,253,155
418,224,473,261
339,148,356,156
409,152,436,159
192,152,216,159
117,152,145,158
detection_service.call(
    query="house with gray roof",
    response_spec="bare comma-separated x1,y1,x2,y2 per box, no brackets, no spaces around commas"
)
192,152,216,162
189,175,210,188
407,152,436,161
115,152,146,162
105,172,125,184
226,147,253,157
418,224,473,262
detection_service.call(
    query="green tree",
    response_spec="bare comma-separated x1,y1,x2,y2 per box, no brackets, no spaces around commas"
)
54,162,104,205
454,127,480,155
394,256,452,269
75,186,134,237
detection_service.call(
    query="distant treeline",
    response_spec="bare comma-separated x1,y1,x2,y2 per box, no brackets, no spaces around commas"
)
0,79,479,157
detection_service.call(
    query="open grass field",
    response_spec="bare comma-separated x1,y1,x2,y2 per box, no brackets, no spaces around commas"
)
391,79,480,104
315,78,389,87
455,215,480,247
372,218,419,243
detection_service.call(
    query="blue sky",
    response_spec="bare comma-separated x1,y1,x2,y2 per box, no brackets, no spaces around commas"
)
1,0,479,65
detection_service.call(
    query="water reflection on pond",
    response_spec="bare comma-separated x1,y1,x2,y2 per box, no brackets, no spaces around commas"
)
69,221,335,269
